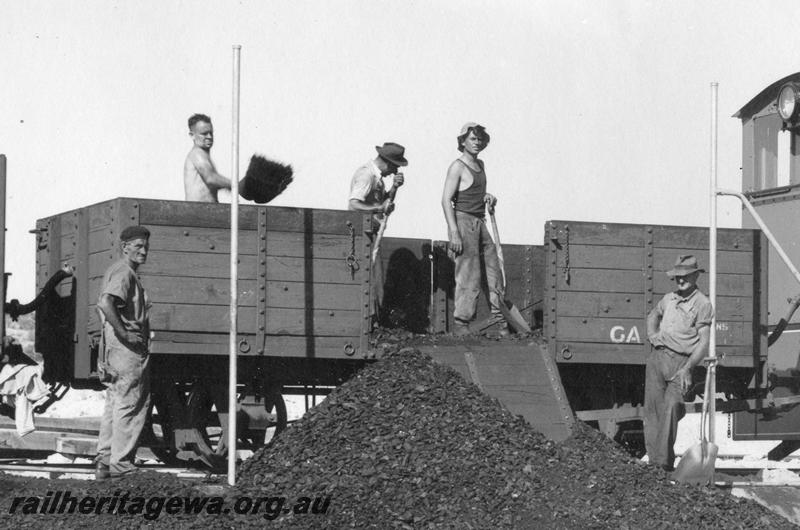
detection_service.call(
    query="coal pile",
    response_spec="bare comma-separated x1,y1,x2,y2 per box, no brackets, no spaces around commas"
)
235,348,794,529
1,347,795,529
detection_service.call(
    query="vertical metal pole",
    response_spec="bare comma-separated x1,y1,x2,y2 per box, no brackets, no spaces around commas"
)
228,45,241,486
0,155,5,344
708,82,718,444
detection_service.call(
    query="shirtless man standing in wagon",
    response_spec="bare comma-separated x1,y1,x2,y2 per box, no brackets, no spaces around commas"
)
184,113,239,202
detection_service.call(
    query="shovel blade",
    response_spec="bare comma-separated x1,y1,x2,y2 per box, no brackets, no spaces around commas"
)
671,441,719,484
497,299,532,334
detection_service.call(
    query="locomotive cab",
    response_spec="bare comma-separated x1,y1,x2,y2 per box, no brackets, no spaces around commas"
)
736,72,800,371
734,72,800,445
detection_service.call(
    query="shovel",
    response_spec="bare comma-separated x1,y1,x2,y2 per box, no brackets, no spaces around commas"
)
672,359,718,484
371,174,401,265
488,207,532,334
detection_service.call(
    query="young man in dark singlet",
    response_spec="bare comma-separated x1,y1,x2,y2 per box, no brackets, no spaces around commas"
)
441,123,508,336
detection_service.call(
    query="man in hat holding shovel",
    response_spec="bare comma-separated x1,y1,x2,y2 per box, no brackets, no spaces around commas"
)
348,142,406,215
441,122,508,337
348,142,407,325
645,254,714,471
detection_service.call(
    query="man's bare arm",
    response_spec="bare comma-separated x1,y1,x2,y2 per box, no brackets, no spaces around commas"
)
441,162,463,254
190,150,232,190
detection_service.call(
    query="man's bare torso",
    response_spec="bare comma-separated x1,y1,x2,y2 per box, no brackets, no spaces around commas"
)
454,155,482,191
184,147,218,202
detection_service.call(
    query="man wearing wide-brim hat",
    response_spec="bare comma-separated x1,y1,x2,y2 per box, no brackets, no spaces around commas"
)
644,254,714,472
348,142,407,215
348,142,407,326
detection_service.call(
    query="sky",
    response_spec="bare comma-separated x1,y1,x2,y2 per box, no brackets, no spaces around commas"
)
1,0,799,300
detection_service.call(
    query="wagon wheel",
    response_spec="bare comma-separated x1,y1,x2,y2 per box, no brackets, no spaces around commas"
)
143,397,181,466
231,385,288,448
144,381,223,468
183,381,228,468
185,382,227,457
262,385,288,444
183,381,268,460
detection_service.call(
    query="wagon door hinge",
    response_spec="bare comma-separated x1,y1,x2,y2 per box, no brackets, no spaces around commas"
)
256,208,268,354
562,225,570,284
345,221,360,280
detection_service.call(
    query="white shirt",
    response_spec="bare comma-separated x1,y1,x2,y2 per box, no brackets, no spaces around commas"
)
348,160,386,207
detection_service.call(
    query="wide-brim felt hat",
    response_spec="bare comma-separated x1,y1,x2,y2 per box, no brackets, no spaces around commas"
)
666,254,705,278
375,142,408,167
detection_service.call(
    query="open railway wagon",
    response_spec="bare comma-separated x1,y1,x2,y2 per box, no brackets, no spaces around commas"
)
544,220,769,450
26,198,378,465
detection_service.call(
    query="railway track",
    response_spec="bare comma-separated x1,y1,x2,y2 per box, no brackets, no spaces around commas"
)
0,458,220,480
710,459,800,487
1,453,798,486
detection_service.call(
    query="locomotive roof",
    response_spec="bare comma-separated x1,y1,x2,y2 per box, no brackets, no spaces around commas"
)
734,71,800,119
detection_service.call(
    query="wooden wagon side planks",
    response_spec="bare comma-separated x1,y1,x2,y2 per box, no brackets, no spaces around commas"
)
544,220,766,368
35,198,373,383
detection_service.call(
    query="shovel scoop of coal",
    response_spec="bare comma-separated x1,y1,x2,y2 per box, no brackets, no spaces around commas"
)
240,154,294,204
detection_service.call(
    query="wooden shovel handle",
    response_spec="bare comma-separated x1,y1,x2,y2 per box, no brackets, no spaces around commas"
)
371,181,400,264
372,216,389,264
489,211,507,291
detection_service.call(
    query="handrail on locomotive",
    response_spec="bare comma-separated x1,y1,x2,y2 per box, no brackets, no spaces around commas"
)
716,189,800,286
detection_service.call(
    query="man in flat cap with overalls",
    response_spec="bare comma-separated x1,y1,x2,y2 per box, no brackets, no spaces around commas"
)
95,225,152,479
645,254,714,471
348,142,407,326
441,123,508,337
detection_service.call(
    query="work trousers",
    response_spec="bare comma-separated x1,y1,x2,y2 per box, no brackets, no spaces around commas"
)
643,347,688,468
96,344,151,475
453,210,504,324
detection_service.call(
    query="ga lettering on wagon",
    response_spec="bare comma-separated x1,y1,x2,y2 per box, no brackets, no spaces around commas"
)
609,321,730,344
609,325,641,344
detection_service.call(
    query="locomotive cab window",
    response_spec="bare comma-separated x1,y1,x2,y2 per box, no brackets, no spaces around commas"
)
737,73,800,195
748,113,799,192
777,128,791,187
